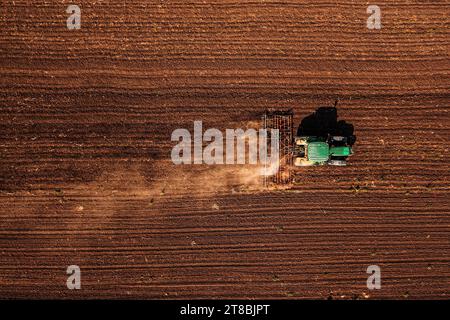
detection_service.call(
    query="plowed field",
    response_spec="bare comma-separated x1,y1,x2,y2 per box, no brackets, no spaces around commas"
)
0,1,449,299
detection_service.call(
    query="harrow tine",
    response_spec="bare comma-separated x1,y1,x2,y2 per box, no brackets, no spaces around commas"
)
262,110,294,186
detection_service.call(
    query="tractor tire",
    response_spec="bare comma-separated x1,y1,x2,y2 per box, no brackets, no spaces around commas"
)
329,135,346,144
328,159,347,166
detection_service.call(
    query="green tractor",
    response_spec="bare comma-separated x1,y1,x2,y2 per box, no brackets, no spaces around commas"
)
294,105,355,166
263,104,356,183
294,136,352,166
263,101,356,185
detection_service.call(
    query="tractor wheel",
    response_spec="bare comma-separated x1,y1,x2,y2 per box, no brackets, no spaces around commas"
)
328,159,347,166
329,135,346,144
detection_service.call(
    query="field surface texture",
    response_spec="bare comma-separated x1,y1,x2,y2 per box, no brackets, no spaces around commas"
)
0,1,449,299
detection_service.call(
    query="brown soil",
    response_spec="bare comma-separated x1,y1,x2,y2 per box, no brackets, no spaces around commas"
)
0,1,449,299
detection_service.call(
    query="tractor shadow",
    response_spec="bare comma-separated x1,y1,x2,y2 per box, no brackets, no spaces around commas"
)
296,106,356,146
